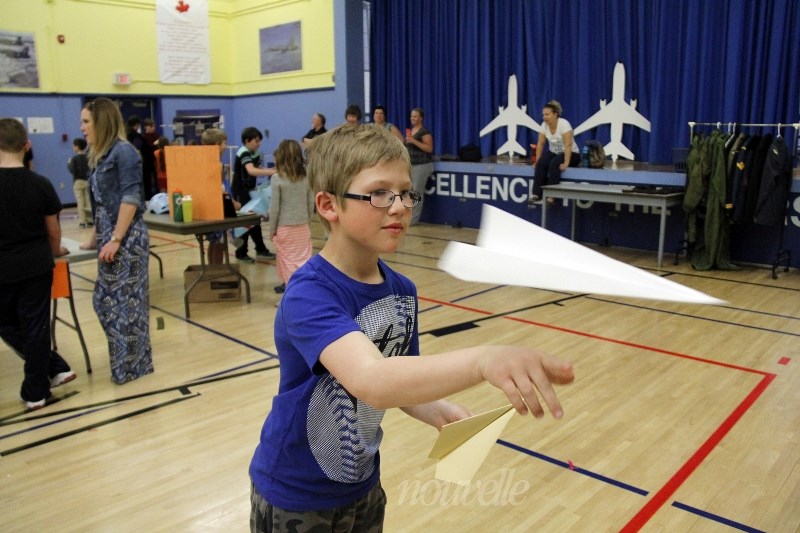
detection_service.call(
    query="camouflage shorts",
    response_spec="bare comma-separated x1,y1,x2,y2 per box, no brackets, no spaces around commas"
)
250,481,386,533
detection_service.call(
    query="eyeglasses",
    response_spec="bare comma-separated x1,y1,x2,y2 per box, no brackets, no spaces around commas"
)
341,189,421,208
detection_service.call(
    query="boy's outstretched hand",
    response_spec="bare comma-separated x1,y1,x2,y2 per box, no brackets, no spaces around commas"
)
479,347,574,418
403,400,473,431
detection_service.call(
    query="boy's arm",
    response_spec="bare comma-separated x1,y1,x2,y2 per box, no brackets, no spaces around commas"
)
244,162,276,177
401,400,473,430
44,214,69,257
319,332,573,417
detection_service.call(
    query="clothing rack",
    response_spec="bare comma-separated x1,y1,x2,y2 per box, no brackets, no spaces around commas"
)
687,121,800,155
686,121,798,277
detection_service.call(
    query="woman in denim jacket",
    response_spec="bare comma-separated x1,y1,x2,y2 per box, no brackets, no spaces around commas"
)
80,98,153,384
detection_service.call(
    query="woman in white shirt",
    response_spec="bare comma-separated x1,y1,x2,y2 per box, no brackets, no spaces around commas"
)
531,100,580,205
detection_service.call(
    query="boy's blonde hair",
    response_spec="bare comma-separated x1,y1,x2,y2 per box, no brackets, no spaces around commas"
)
307,124,410,230
201,128,227,146
0,118,27,153
83,98,127,168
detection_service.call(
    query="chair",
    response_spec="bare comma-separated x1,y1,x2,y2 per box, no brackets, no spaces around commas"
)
51,259,92,373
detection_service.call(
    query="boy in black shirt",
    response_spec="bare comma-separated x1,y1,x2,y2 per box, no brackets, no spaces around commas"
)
231,127,275,262
0,118,75,410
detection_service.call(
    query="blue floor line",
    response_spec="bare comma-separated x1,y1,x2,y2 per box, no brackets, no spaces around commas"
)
497,439,765,532
671,501,766,533
497,439,648,496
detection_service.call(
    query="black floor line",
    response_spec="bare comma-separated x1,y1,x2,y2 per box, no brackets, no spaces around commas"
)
0,363,280,427
587,295,800,337
0,393,200,456
0,391,81,424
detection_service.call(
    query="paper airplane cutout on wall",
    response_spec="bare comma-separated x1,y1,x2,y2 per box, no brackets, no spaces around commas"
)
438,205,724,305
479,74,542,158
428,405,515,485
573,62,651,162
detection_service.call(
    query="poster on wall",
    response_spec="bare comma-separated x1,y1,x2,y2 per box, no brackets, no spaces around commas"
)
260,21,302,75
155,0,211,84
0,31,39,88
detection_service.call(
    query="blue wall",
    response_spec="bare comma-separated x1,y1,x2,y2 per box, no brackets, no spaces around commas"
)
0,94,85,200
0,0,359,205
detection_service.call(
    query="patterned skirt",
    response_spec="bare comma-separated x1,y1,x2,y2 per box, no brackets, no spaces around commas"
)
93,207,154,384
273,224,312,284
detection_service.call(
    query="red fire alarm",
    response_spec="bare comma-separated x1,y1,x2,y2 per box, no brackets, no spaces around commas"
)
57,35,65,44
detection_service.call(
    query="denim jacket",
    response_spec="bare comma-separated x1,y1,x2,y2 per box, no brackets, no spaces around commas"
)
91,140,145,223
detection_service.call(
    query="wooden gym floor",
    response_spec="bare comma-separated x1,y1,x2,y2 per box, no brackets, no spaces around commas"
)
1,208,798,532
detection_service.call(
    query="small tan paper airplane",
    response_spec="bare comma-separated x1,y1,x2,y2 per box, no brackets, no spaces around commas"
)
428,405,515,485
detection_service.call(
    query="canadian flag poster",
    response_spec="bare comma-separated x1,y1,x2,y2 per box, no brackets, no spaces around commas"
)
156,0,210,84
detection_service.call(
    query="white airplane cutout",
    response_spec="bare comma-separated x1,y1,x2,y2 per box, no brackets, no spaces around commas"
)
480,74,541,157
573,62,651,161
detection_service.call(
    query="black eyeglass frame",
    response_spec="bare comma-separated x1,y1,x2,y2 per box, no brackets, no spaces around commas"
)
341,189,422,208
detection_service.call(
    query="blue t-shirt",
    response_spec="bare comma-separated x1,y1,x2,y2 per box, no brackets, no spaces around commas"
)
249,254,419,511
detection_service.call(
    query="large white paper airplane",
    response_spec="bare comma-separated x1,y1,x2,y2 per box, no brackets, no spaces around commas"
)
438,205,725,305
573,62,651,162
428,405,515,485
479,74,542,158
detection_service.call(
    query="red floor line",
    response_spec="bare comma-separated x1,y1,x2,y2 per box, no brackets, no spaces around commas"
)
424,297,780,530
620,373,776,532
504,315,769,376
421,295,769,376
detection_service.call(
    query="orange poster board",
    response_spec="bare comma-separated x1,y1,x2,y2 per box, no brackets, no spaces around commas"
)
164,146,223,220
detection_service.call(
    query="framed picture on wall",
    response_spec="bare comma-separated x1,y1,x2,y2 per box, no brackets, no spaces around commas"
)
0,30,39,88
259,21,302,75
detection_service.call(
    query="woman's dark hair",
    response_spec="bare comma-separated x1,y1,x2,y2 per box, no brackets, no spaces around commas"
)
345,104,363,121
